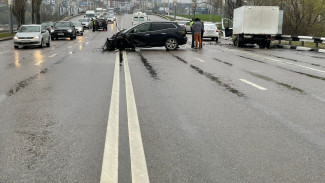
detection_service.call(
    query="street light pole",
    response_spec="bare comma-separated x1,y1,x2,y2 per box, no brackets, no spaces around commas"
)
173,0,176,20
8,0,13,34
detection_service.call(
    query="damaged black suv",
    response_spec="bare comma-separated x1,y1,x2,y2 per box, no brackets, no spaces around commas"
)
105,21,187,51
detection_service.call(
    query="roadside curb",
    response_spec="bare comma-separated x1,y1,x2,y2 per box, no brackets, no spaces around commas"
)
0,37,13,42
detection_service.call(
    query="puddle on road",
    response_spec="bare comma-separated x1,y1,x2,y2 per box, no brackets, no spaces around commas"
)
138,53,159,80
7,68,48,96
246,71,305,94
190,65,245,97
213,58,233,66
172,55,188,64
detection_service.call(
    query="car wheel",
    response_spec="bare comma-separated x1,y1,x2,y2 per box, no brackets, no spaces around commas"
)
39,39,44,48
46,38,50,47
70,35,74,40
74,34,76,39
165,38,178,50
14,45,19,49
215,38,219,43
51,36,54,40
81,33,83,36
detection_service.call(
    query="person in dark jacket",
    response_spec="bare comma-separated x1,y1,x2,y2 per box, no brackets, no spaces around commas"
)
200,20,204,48
190,18,195,48
92,18,95,32
192,18,204,49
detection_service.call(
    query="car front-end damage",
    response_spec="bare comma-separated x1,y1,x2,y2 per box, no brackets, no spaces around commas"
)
103,31,135,51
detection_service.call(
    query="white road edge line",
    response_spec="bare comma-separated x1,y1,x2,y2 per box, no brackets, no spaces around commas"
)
67,46,72,48
49,54,57,58
124,51,150,183
195,58,205,62
100,52,120,183
240,79,268,91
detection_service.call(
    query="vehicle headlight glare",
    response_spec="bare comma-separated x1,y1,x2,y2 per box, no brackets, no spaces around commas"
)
33,36,40,39
68,29,72,32
51,29,54,33
14,36,19,40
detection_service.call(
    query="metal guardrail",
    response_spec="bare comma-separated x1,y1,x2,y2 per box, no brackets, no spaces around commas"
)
273,35,325,48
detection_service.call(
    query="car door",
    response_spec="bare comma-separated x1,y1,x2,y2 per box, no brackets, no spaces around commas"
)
149,23,177,46
129,23,150,47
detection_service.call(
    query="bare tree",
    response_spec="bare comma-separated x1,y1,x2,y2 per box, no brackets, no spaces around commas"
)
12,0,26,27
31,0,42,24
225,0,245,19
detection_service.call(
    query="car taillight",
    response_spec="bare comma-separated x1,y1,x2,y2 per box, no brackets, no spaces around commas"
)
216,29,219,32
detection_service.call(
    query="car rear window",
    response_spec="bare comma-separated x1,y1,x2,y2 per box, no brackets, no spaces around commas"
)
150,23,177,31
133,17,138,21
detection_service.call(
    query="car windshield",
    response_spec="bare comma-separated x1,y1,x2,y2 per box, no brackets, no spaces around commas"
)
41,22,53,27
55,22,70,27
72,22,82,26
17,26,40,32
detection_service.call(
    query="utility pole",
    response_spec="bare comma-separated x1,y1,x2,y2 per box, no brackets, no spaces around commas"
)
173,0,176,20
222,0,225,18
8,0,13,34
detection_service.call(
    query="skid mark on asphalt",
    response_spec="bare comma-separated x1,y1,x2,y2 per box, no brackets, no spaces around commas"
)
172,55,188,64
190,65,245,97
245,71,305,93
277,66,325,82
213,58,233,66
138,53,159,80
238,55,267,64
7,68,48,96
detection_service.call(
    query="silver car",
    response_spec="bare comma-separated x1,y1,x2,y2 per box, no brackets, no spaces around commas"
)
72,21,84,36
79,18,91,29
203,23,220,42
13,24,50,49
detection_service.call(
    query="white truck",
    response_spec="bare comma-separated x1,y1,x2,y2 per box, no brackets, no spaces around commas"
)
231,6,283,48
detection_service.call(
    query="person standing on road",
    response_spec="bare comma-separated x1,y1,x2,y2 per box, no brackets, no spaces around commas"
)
193,18,204,49
92,18,96,32
200,20,204,48
190,18,195,48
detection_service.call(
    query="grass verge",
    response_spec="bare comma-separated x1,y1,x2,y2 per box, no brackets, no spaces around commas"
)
0,32,15,39
177,14,222,23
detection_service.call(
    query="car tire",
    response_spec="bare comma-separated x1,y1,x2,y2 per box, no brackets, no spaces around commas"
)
39,39,44,48
46,38,50,47
74,34,76,39
14,45,18,49
81,33,83,36
215,38,219,43
165,38,178,50
70,35,74,40
51,36,54,40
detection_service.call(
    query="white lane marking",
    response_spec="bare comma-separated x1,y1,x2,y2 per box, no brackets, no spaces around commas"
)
67,46,72,48
0,50,9,54
124,51,150,183
100,52,120,183
86,42,89,45
195,58,205,63
49,54,57,58
240,79,268,91
244,52,325,74
69,52,73,54
0,95,6,104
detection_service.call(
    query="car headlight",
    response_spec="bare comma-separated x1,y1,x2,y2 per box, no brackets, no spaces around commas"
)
33,36,40,39
14,36,19,40
68,29,72,32
51,29,54,33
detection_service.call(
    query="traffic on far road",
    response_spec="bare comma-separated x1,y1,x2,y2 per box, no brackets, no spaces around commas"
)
1,1,325,183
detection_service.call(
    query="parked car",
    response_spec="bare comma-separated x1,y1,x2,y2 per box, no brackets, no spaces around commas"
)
13,24,50,49
79,18,91,29
95,19,108,31
51,21,76,40
203,23,220,42
72,21,84,36
177,21,187,27
184,21,191,33
104,21,187,51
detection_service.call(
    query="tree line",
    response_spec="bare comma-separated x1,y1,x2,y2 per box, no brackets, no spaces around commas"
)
9,0,43,27
210,0,325,36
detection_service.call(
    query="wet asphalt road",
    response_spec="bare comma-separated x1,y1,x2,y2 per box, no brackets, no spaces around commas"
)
0,14,325,182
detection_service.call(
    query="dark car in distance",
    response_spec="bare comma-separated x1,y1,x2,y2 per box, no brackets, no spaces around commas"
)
95,19,108,31
105,21,187,51
51,21,76,40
